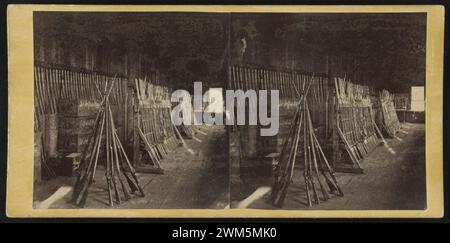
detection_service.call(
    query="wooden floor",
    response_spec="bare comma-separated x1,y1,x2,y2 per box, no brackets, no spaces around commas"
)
42,125,229,209
232,123,426,210
34,123,426,210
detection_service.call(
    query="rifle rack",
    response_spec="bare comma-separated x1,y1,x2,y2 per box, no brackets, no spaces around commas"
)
71,77,145,207
332,78,385,173
269,76,343,208
134,77,179,174
378,89,401,137
176,124,195,139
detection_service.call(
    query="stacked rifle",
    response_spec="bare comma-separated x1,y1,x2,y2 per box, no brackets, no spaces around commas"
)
71,77,144,207
177,124,195,139
34,65,127,143
393,93,410,111
34,113,57,179
334,78,383,170
34,64,127,181
139,106,178,170
379,90,401,137
308,75,332,137
229,65,331,162
270,76,343,208
135,77,178,170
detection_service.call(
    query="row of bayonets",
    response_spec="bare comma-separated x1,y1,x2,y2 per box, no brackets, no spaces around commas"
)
34,65,171,116
229,65,329,102
34,65,127,115
36,65,378,115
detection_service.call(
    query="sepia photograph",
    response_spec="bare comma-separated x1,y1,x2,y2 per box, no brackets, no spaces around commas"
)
228,13,427,210
33,12,230,209
4,5,443,218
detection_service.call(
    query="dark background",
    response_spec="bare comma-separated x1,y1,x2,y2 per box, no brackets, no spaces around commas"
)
34,11,425,93
0,0,449,229
34,12,229,90
231,13,425,93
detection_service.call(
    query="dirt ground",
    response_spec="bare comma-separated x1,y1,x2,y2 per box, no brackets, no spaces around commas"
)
233,123,426,210
35,125,229,209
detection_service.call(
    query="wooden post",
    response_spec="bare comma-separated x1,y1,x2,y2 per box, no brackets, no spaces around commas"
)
331,79,339,168
132,79,141,168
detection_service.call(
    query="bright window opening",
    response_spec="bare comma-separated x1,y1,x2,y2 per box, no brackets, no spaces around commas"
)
410,86,425,112
205,88,224,113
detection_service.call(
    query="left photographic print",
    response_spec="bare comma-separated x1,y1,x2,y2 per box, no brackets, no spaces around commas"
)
33,11,230,209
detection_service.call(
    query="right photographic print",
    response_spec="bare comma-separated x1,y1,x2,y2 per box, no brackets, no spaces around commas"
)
228,13,427,210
